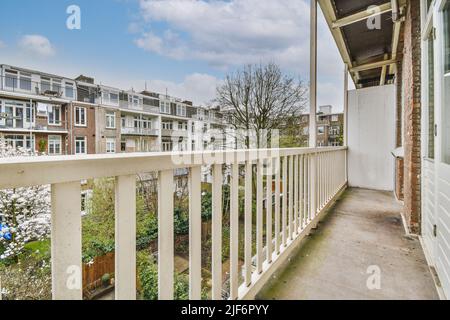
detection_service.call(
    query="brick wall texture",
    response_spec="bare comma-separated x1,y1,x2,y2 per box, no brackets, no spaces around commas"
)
401,0,422,234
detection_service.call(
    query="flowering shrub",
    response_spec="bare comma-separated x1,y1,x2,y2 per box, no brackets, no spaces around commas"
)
0,141,51,260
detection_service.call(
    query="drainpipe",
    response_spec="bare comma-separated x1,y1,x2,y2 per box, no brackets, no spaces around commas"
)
391,0,399,22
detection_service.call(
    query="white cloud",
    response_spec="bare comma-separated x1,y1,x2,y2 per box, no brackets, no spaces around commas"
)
135,0,311,71
18,35,55,57
143,73,221,105
134,0,346,110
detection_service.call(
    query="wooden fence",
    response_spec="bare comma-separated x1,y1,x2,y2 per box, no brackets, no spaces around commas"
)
83,252,115,293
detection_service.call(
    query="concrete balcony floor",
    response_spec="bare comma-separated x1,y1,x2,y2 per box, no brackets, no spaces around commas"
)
257,188,439,300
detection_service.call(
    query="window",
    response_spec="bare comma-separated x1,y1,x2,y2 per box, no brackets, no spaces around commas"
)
178,122,188,130
129,95,141,108
160,101,171,114
75,106,87,126
3,102,25,128
48,105,61,125
162,121,173,130
191,140,195,151
19,72,32,91
331,115,339,122
318,126,325,135
176,104,186,117
121,140,126,152
52,79,62,94
106,138,116,154
5,70,18,89
443,3,450,164
48,135,62,155
162,140,173,152
41,77,51,92
4,134,34,150
121,117,126,128
110,93,119,104
101,90,119,105
75,136,87,154
106,111,116,129
65,82,74,98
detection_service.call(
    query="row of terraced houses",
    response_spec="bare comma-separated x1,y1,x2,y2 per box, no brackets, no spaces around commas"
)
0,64,231,156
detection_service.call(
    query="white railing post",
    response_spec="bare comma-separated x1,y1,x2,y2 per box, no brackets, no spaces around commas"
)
211,164,223,299
266,159,273,263
294,155,299,235
158,169,174,300
310,153,317,221
189,166,202,300
275,157,281,254
51,182,82,300
230,163,239,299
282,157,288,246
288,156,294,240
256,159,264,273
244,160,253,286
115,174,137,300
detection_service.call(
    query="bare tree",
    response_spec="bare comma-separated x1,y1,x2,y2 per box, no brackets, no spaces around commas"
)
216,63,308,148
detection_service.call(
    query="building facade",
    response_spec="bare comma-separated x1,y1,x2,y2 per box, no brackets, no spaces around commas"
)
299,105,344,147
0,64,230,156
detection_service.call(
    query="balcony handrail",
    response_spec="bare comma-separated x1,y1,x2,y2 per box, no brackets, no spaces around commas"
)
0,146,348,300
0,146,346,189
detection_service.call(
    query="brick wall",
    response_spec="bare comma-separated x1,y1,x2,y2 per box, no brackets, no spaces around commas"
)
401,0,422,234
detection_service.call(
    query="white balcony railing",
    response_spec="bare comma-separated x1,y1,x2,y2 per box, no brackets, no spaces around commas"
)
121,127,159,136
0,146,347,300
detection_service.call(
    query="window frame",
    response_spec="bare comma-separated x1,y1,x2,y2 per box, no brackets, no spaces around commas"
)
75,136,87,155
48,135,62,155
74,106,87,127
106,138,116,154
48,105,62,126
106,111,116,129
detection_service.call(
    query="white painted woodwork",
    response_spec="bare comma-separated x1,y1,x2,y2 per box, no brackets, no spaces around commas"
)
189,166,202,299
115,175,137,300
230,163,239,299
348,85,395,191
51,182,82,300
244,161,253,286
309,0,317,148
266,160,273,263
282,156,288,246
158,169,174,300
0,147,347,301
288,156,294,240
211,164,223,299
256,160,264,273
275,157,281,254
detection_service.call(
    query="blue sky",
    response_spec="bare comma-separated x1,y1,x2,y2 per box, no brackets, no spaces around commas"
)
0,0,350,111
